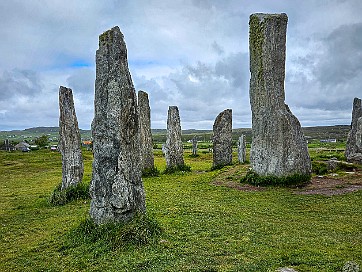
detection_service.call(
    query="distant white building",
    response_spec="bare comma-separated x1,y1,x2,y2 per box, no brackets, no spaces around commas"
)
320,139,337,143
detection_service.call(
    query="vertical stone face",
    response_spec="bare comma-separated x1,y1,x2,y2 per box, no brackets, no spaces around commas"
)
345,97,362,163
90,26,146,225
213,109,232,168
238,134,246,163
58,86,84,190
249,13,311,177
192,136,198,156
165,106,184,168
138,90,154,170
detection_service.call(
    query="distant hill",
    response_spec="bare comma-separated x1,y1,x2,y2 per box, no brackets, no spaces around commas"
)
0,125,351,143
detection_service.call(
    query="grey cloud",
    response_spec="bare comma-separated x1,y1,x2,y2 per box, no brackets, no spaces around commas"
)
0,69,43,101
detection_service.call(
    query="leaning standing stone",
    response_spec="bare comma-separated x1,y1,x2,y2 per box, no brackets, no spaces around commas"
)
238,134,246,163
165,106,184,168
213,109,232,168
58,86,84,190
249,13,311,177
90,26,146,225
345,97,362,163
138,90,155,170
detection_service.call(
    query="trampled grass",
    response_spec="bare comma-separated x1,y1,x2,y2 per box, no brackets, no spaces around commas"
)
0,149,361,271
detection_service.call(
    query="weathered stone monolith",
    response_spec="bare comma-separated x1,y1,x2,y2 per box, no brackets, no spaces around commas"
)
213,109,232,168
90,26,146,225
191,135,198,156
238,134,246,163
138,90,154,170
165,106,184,168
249,13,311,177
345,97,362,163
58,86,84,190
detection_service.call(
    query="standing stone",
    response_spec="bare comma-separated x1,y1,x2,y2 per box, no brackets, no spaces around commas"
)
165,106,184,168
238,134,246,163
213,109,232,168
345,97,362,163
58,86,84,190
90,26,146,225
249,13,311,177
138,90,154,170
191,136,198,156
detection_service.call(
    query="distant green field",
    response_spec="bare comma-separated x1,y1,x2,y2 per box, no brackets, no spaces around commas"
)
0,148,361,271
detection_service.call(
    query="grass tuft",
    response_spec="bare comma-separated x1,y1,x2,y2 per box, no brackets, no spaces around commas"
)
241,169,311,186
49,182,90,206
163,164,191,174
63,213,162,251
142,166,160,177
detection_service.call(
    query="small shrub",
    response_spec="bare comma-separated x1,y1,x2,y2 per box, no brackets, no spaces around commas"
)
142,166,160,177
49,182,90,206
64,213,162,251
241,169,311,186
163,164,191,174
312,161,328,175
188,154,199,158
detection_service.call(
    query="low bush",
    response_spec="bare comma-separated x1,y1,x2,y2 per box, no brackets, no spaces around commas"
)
312,161,329,175
49,182,90,206
241,169,311,186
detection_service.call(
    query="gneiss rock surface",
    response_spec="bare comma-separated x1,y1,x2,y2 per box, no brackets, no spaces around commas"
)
90,26,146,225
59,86,84,190
165,106,184,168
213,109,232,168
249,13,311,177
345,97,362,163
138,90,154,170
238,134,246,163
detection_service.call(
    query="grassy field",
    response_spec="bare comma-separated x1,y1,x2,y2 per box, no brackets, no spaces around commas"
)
0,148,361,271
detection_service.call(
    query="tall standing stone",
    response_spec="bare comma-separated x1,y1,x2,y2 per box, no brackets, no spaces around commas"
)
138,90,155,170
90,26,146,225
191,135,198,156
213,109,232,168
238,134,246,163
345,97,362,163
165,106,184,168
249,13,311,177
58,86,84,190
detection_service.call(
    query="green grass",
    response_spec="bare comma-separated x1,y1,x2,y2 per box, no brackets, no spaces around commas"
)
0,149,361,271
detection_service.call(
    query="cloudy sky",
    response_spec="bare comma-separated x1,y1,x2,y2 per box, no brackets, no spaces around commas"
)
1,0,361,131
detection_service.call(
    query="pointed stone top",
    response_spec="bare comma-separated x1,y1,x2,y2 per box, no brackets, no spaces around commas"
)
98,26,124,47
138,90,148,97
354,97,361,105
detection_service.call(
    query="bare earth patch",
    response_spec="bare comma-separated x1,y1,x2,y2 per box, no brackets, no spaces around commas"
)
293,174,362,196
212,165,362,196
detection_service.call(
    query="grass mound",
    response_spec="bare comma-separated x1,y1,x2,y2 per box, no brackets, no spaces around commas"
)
241,169,311,186
63,213,162,252
49,182,90,206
